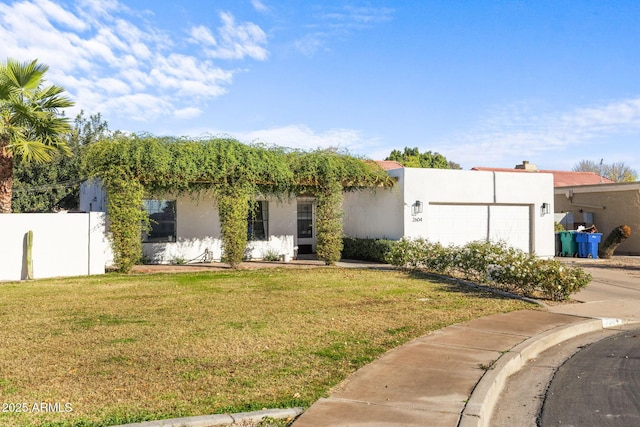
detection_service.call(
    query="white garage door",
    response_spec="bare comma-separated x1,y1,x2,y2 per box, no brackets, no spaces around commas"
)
488,205,531,253
427,204,531,253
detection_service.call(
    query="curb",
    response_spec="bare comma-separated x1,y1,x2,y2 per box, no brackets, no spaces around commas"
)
457,317,633,427
112,407,304,427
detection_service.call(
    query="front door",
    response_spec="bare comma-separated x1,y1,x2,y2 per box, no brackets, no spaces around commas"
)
297,201,315,254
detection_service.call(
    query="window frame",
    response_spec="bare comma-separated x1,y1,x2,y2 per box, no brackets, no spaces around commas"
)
247,200,269,241
142,199,177,243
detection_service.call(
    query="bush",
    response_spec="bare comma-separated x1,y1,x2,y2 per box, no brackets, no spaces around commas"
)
388,238,590,301
386,238,453,274
341,238,396,262
262,249,282,262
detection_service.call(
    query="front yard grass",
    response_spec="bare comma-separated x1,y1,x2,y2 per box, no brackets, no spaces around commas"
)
0,267,535,427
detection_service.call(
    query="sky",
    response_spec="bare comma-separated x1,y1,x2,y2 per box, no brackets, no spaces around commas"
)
1,0,639,171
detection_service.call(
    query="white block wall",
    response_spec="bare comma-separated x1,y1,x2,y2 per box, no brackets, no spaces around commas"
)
0,212,108,281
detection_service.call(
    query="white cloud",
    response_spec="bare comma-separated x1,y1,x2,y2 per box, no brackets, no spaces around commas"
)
174,107,202,120
150,54,233,98
321,6,394,28
251,0,269,13
97,77,130,95
231,124,379,154
189,25,217,46
77,0,122,21
0,0,268,124
202,12,268,61
101,93,173,122
294,34,328,57
436,97,640,167
35,0,89,31
294,5,394,56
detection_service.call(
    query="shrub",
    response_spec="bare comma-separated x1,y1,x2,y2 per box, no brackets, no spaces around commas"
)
262,249,282,262
388,238,590,301
342,238,396,262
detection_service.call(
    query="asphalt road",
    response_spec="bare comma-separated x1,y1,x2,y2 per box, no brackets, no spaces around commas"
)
490,257,640,426
539,328,640,426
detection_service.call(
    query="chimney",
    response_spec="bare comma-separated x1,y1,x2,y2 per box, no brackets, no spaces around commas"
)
515,160,538,171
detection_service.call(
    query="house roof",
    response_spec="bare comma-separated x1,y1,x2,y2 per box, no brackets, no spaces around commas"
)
375,160,404,171
471,166,616,187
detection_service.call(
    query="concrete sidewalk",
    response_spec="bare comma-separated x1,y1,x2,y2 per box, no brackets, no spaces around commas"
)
292,310,606,427
293,259,640,427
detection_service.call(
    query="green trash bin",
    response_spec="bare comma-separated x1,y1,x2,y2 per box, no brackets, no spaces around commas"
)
559,231,578,257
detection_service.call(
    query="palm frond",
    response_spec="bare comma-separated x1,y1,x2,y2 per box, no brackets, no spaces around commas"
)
4,58,47,92
34,85,75,110
8,139,54,163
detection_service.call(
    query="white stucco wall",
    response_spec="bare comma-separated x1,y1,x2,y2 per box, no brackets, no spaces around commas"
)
0,212,107,281
342,177,404,240
176,194,221,239
142,194,297,264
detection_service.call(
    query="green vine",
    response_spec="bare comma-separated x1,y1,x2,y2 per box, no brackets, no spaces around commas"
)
84,137,394,271
217,188,250,268
104,176,146,272
314,181,344,265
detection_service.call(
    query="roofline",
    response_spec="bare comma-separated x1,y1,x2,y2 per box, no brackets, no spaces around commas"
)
554,181,640,193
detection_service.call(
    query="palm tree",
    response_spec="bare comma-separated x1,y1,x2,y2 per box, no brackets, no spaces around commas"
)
0,58,74,213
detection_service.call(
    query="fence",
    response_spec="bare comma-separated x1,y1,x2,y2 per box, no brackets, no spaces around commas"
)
0,212,108,281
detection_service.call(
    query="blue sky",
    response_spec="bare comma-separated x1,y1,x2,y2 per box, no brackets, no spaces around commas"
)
1,0,639,171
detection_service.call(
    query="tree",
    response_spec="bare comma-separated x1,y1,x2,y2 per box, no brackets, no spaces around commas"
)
598,225,631,259
573,159,638,183
12,111,110,212
605,161,638,183
0,58,74,213
386,147,461,169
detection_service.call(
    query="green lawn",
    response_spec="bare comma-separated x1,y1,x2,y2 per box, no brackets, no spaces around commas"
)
0,267,535,427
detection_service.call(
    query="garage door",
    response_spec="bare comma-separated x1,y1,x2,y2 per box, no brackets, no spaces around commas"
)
427,204,531,253
488,205,531,253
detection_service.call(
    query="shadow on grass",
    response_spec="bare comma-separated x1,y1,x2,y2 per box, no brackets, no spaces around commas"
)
405,269,535,302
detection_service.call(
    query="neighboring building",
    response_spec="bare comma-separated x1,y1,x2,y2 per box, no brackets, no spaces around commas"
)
554,182,640,255
81,163,556,265
474,161,640,256
472,160,616,187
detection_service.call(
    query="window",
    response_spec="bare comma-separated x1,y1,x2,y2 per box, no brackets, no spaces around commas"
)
143,200,176,242
248,201,268,241
297,202,313,238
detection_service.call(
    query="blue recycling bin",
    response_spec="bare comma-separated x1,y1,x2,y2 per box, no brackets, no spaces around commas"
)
575,232,602,259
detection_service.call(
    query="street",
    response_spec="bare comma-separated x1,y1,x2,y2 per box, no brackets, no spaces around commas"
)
490,257,640,426
539,328,640,426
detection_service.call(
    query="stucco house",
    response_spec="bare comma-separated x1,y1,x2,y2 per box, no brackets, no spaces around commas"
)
343,164,555,257
80,162,556,264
